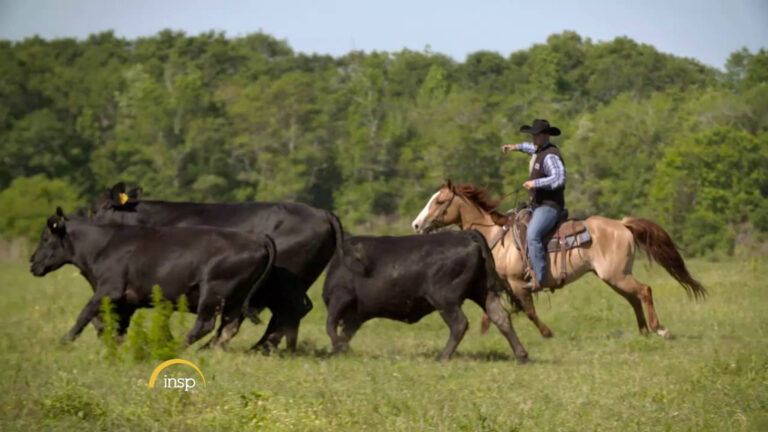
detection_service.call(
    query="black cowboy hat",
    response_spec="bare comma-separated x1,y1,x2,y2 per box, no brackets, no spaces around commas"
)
519,119,561,136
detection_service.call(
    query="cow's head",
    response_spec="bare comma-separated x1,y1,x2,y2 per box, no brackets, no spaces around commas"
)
89,182,142,223
30,207,72,277
411,180,461,234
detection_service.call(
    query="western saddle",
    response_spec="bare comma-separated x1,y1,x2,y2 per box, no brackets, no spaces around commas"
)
489,208,591,288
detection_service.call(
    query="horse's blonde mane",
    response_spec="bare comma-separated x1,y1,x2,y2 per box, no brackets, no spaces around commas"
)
451,183,509,226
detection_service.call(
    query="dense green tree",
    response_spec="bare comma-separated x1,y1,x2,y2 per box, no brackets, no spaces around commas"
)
649,128,768,255
0,30,764,254
0,175,83,241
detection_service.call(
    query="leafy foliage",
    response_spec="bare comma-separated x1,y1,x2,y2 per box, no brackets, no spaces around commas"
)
98,297,119,360
0,175,82,241
0,31,765,255
147,286,180,361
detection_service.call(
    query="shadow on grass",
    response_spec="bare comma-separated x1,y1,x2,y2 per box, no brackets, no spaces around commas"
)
213,340,564,365
222,340,336,359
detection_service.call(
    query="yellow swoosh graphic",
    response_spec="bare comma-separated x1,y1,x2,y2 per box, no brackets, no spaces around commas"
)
147,358,206,388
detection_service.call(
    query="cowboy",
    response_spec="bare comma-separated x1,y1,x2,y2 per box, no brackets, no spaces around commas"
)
501,119,566,292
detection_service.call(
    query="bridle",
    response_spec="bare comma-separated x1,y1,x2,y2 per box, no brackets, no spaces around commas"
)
429,187,501,232
428,188,457,229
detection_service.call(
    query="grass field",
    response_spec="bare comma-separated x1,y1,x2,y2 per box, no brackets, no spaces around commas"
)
0,257,766,431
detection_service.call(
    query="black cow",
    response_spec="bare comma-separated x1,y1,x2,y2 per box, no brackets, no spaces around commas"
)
89,182,344,351
323,230,529,362
30,208,275,348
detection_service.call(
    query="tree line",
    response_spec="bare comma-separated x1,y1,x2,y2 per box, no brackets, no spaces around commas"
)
0,30,766,256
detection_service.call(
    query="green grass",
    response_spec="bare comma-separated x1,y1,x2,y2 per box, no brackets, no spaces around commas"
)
0,258,766,431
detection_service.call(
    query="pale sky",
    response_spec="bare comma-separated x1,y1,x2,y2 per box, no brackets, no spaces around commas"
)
0,0,766,69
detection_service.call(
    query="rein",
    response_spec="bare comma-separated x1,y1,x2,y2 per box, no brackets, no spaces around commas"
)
451,191,511,248
488,188,523,214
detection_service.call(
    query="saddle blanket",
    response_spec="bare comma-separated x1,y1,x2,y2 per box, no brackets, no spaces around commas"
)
546,229,591,253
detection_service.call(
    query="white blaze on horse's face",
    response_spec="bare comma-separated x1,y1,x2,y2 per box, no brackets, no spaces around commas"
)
412,191,439,233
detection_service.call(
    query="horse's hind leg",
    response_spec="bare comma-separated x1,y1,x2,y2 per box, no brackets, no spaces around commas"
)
605,279,649,335
607,275,669,338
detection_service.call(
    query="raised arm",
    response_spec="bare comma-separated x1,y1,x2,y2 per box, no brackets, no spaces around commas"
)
501,142,536,155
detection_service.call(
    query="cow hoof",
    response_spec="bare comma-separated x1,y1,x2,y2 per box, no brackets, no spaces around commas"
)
331,344,349,355
59,335,74,345
656,328,672,339
541,329,554,338
250,343,273,355
198,340,213,350
516,355,530,365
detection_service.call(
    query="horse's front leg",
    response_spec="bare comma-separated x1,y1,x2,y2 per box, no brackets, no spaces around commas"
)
509,279,554,338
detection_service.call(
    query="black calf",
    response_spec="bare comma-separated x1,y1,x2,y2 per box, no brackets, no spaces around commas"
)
323,230,528,362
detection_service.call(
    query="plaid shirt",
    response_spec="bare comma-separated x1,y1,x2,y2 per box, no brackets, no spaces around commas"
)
516,142,566,190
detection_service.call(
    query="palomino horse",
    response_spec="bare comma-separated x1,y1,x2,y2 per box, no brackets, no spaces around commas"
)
411,181,706,339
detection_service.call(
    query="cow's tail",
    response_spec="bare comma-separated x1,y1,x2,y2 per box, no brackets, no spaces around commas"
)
621,217,707,300
327,211,346,258
242,234,277,322
467,230,522,315
327,211,369,275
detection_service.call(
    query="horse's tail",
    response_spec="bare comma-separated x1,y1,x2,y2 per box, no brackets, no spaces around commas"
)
243,234,277,322
621,217,707,300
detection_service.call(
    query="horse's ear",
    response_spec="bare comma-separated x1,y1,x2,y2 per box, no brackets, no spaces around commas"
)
444,179,453,190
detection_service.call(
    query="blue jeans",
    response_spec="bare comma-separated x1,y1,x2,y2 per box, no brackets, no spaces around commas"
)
527,206,560,284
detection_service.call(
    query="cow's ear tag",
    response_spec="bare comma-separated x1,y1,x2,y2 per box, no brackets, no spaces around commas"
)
118,192,129,205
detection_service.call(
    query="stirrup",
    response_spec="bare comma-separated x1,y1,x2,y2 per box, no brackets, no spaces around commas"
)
521,280,543,293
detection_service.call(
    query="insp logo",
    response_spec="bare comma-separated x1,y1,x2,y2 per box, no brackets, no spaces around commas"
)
147,358,206,392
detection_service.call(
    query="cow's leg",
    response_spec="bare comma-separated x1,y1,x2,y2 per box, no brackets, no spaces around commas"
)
339,314,363,349
326,295,354,353
251,284,312,353
91,302,133,343
205,303,245,350
436,306,469,361
484,292,529,364
282,317,301,352
204,316,244,350
115,305,136,344
250,317,300,353
250,315,283,353
326,314,343,353
91,316,105,336
185,303,218,347
276,285,313,351
185,283,222,347
63,290,120,343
